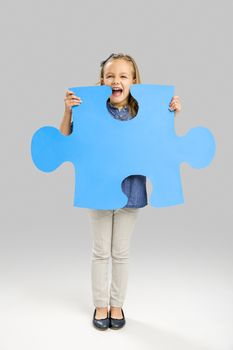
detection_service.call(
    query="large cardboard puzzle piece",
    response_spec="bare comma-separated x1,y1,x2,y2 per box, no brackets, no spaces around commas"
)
31,84,216,209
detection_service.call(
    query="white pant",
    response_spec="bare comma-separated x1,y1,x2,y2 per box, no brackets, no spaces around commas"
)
88,208,140,307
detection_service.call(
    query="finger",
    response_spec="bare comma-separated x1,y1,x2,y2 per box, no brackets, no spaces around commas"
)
70,96,81,101
66,91,81,101
169,103,180,111
65,90,82,103
170,101,180,107
66,90,75,96
170,95,180,100
170,97,180,104
64,98,82,106
71,100,82,105
66,95,82,102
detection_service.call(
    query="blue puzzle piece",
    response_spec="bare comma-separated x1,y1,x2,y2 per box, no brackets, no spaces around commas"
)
31,84,216,209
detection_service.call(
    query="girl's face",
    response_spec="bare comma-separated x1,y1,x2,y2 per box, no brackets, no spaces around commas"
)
101,59,136,108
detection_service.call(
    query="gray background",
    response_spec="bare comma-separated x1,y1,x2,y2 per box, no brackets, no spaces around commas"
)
0,0,232,349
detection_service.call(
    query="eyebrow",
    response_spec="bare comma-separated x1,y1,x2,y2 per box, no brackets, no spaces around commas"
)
105,72,130,75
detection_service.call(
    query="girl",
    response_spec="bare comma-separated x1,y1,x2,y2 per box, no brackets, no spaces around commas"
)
60,53,181,331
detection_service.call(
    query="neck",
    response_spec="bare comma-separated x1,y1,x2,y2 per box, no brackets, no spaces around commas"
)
109,101,128,109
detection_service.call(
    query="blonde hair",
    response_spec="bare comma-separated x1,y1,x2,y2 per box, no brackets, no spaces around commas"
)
95,53,141,117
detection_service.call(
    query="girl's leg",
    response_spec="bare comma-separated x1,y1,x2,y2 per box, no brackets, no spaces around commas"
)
110,208,140,308
88,209,113,308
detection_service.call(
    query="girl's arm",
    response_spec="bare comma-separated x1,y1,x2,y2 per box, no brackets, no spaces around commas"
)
60,90,82,135
60,108,72,135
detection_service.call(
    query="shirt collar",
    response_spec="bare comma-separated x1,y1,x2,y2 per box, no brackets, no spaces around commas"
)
108,100,129,111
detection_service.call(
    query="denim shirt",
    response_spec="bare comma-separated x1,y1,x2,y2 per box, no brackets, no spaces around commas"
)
70,99,148,209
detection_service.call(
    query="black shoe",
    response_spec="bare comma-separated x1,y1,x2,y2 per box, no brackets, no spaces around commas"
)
92,308,110,331
109,308,126,329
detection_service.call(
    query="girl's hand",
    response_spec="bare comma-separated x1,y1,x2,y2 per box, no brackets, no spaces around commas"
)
64,90,83,111
169,96,181,114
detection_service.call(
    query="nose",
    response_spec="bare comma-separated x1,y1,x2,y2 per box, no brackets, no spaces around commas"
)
112,78,120,85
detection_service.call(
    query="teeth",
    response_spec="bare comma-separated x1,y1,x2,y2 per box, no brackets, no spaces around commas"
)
112,88,121,90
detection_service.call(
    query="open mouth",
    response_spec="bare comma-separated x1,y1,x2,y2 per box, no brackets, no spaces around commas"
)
112,88,123,97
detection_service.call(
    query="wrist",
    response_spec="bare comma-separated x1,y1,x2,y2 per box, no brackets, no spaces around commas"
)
64,107,72,117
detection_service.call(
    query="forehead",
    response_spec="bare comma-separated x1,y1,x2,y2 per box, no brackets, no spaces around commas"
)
104,59,134,74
